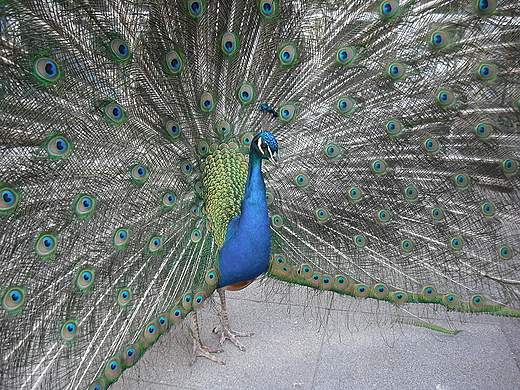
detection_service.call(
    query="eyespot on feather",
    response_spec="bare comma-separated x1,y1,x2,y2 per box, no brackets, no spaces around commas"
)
60,319,78,342
187,0,205,17
449,237,464,251
241,132,254,146
205,268,219,285
180,161,194,175
403,186,418,202
475,0,497,15
309,272,323,287
193,290,206,309
474,122,492,139
319,275,333,290
453,173,470,190
429,30,450,50
294,173,310,188
501,158,518,175
421,285,437,300
182,292,193,310
373,283,389,299
271,214,284,228
258,0,277,18
200,92,215,113
0,186,20,214
430,207,445,222
197,140,210,156
315,208,330,223
117,288,132,307
391,291,408,304
354,283,370,298
2,287,26,312
348,187,364,202
221,32,239,56
478,63,497,81
142,320,159,345
74,194,96,217
165,49,183,74
400,238,414,254
45,135,71,158
377,209,392,224
162,192,176,208
470,294,485,310
191,229,202,242
333,275,353,293
279,103,296,122
336,46,356,66
336,97,356,115
148,236,163,252
104,356,122,381
104,103,125,124
88,379,106,390
110,39,131,61
36,233,57,258
157,315,169,333
436,89,455,107
298,263,313,279
324,144,341,159
278,43,297,66
385,120,403,136
423,138,440,154
165,119,181,139
444,293,460,307
113,228,130,248
266,190,275,205
169,305,185,325
33,57,60,83
371,159,388,175
499,245,513,261
237,83,255,105
387,62,406,80
216,120,232,137
76,269,95,291
353,234,367,248
480,201,496,218
122,344,141,368
379,0,400,20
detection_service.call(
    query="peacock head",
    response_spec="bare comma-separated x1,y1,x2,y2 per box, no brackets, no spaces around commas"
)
252,131,279,166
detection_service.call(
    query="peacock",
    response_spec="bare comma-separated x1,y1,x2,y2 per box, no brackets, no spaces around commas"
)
1,0,519,389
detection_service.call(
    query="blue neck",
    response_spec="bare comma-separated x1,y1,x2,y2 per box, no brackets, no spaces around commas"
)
216,149,271,288
240,150,268,222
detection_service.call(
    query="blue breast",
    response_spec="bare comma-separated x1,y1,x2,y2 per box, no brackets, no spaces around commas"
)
217,152,271,288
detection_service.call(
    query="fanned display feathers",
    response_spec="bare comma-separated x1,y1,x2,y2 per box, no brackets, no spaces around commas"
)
1,0,519,389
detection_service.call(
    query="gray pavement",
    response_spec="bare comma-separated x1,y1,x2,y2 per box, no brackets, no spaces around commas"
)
112,281,520,390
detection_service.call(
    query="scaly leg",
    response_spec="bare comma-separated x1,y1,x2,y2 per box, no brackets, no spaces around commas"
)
190,311,225,365
213,287,254,351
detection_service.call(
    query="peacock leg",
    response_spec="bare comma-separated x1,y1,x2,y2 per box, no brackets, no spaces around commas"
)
189,311,225,365
213,287,254,351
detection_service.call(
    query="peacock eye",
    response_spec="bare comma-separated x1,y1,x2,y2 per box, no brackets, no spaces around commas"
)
261,144,268,150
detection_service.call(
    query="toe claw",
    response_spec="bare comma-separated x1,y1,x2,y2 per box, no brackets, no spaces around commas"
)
190,341,226,365
217,326,253,351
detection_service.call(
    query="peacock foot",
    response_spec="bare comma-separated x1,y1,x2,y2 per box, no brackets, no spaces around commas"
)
213,325,254,351
190,339,225,365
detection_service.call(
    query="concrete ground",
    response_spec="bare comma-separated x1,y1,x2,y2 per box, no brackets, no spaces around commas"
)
112,280,520,390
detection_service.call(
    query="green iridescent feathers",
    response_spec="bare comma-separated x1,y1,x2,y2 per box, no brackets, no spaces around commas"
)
202,144,249,248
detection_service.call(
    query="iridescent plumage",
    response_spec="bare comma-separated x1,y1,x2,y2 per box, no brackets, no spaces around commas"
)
0,0,519,389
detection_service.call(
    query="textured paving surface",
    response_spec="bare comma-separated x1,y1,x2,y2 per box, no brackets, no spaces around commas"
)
112,281,520,390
